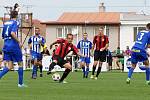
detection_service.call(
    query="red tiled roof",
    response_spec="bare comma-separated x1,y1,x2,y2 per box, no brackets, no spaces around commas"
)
42,12,120,25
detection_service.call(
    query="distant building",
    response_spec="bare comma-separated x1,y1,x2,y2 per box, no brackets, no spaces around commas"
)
42,12,120,51
120,13,150,50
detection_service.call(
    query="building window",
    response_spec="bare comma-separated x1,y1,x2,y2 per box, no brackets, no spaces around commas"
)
57,28,63,38
106,26,109,37
57,27,73,38
133,27,146,41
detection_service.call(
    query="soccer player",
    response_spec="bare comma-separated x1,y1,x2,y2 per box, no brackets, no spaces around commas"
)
77,33,92,78
28,28,45,79
126,23,150,85
91,27,109,80
47,33,84,83
0,11,27,87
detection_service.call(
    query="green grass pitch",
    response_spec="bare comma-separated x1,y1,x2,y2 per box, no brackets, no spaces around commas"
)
0,71,150,100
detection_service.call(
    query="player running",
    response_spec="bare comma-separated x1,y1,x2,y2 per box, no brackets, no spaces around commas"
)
77,33,92,78
0,11,27,87
126,23,150,85
28,27,45,79
47,33,84,83
91,27,109,80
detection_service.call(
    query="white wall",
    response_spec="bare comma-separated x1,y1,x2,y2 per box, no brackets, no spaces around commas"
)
120,25,134,50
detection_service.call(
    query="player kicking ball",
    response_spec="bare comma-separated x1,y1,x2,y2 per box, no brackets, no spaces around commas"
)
126,23,150,85
0,11,27,87
47,33,84,83
77,33,92,78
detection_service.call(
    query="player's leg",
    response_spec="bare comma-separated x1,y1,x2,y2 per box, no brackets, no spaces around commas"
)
80,60,86,78
59,62,72,83
0,52,13,79
126,52,137,84
85,63,90,78
95,51,107,79
91,51,99,79
32,58,38,79
0,61,13,79
47,56,58,75
38,61,43,77
143,60,150,85
85,57,90,78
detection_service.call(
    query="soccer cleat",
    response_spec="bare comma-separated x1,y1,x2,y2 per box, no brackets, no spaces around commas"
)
59,80,68,84
47,71,51,75
126,78,131,84
40,73,43,77
32,74,37,79
90,75,94,79
94,77,98,80
146,81,150,85
18,84,28,88
85,75,88,78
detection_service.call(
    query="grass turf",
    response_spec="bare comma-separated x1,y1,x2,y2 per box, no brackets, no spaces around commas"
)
0,71,150,100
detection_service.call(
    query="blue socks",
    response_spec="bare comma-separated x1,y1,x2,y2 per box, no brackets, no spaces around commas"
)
32,65,37,76
145,67,150,81
0,67,9,79
18,67,23,85
128,67,134,79
85,67,89,77
82,67,85,75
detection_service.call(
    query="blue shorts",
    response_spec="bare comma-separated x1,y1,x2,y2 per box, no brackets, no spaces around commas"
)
80,57,90,64
131,49,148,64
3,49,23,62
31,51,42,60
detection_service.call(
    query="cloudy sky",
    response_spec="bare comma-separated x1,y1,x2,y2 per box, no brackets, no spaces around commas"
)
0,0,150,21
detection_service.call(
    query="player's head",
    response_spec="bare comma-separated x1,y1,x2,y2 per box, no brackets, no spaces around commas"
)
35,27,40,35
55,44,58,49
146,23,150,30
83,32,88,40
67,33,73,43
98,27,104,36
10,10,18,19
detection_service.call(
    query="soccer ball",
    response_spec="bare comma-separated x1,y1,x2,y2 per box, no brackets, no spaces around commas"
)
52,73,61,81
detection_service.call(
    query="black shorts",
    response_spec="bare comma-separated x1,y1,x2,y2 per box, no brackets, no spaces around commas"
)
53,55,68,67
94,50,107,62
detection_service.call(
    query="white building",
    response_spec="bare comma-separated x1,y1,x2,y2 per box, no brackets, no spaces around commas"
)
120,13,150,50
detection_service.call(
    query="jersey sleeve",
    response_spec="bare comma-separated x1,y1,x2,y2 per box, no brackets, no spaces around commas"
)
93,36,96,45
89,41,92,49
148,32,150,44
11,22,18,33
77,41,81,49
56,38,65,43
105,36,109,44
42,37,46,44
28,37,32,44
72,45,79,55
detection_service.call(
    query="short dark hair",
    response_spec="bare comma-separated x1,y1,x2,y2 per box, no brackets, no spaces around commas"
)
10,10,18,18
83,32,87,34
67,33,73,38
146,23,150,30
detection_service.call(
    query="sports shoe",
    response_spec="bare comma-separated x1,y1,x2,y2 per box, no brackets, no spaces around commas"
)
59,80,68,84
47,71,51,75
146,81,150,85
94,77,98,80
32,74,37,79
126,78,130,84
40,73,43,77
18,84,28,88
90,75,94,79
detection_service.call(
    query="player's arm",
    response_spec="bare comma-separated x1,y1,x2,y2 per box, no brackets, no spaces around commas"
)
72,45,85,57
100,36,109,51
11,22,21,47
28,37,32,49
50,38,65,49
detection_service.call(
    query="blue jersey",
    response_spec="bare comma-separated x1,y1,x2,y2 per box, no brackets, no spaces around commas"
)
77,39,92,57
2,20,20,52
132,30,150,51
28,35,45,54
